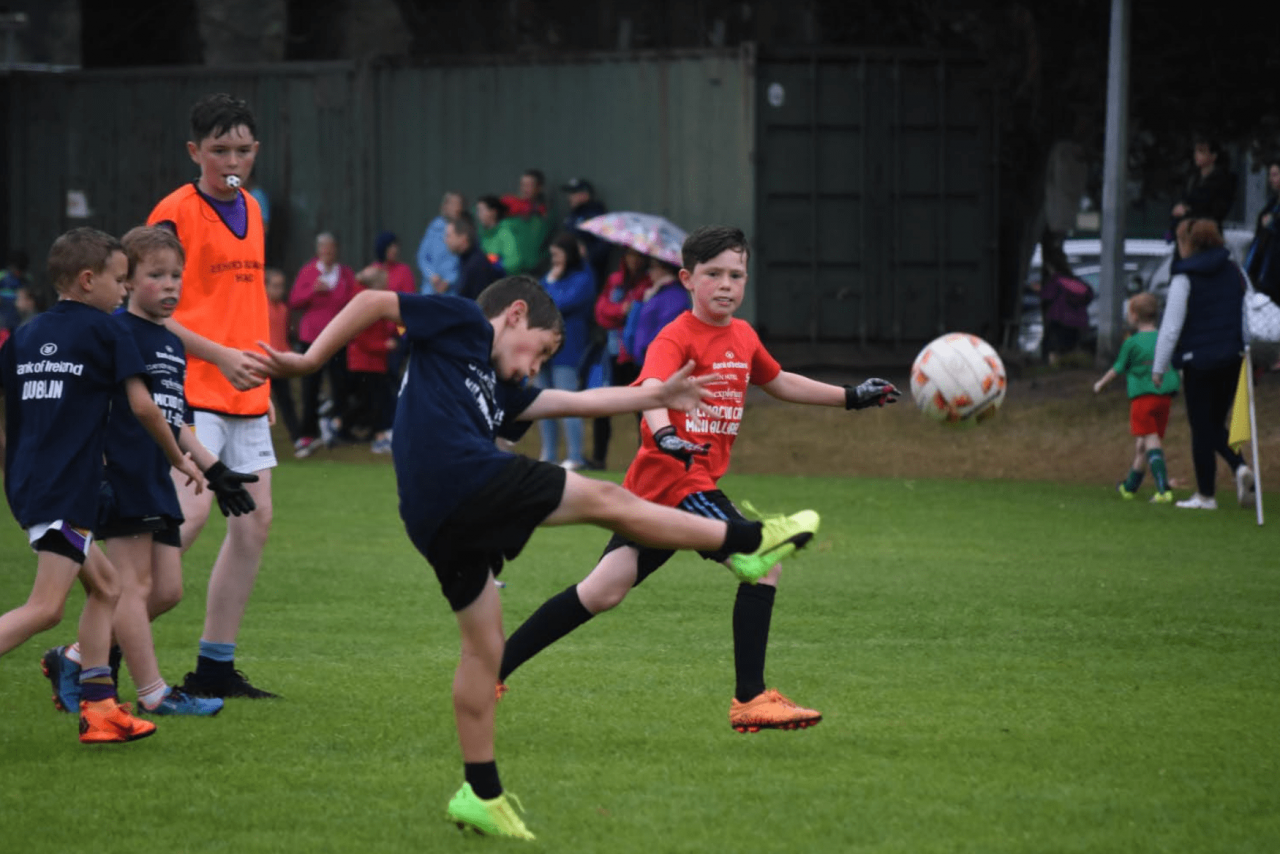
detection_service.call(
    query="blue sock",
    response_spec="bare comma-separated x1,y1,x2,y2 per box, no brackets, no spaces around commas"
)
199,640,236,662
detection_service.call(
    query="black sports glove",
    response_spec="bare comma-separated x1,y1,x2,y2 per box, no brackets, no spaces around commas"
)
205,462,259,517
845,378,901,410
653,425,711,470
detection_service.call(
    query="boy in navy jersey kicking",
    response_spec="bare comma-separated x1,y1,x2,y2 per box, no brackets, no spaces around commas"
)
0,227,203,743
251,276,820,840
40,225,257,717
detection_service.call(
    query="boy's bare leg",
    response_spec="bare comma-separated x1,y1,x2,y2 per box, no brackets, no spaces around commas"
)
105,536,164,693
544,474,727,551
453,575,504,763
575,547,641,614
0,551,85,656
202,472,272,643
75,545,121,670
148,542,184,620
174,465,215,552
1131,436,1148,474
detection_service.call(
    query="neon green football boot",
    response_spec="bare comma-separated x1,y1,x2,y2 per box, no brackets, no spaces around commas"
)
727,508,820,584
446,783,535,840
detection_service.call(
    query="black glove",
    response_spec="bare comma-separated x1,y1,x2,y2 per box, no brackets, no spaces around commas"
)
845,378,901,410
653,425,711,470
205,462,259,517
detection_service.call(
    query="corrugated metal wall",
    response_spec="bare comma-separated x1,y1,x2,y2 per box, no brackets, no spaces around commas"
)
3,50,755,305
3,47,996,344
755,51,998,346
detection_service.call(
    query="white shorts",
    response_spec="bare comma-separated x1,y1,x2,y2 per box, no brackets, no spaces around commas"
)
192,411,278,474
27,520,93,557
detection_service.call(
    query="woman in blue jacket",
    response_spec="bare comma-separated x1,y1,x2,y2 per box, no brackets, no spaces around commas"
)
536,232,596,469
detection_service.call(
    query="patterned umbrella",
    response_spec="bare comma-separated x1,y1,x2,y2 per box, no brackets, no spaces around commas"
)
577,211,687,267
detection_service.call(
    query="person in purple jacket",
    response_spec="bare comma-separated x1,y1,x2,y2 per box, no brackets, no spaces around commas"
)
629,257,692,365
1034,249,1094,366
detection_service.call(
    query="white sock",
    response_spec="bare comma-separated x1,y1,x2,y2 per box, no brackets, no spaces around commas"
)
138,679,169,709
65,643,82,665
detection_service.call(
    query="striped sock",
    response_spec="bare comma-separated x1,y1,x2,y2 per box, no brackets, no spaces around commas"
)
1123,469,1144,492
137,679,168,710
79,666,115,702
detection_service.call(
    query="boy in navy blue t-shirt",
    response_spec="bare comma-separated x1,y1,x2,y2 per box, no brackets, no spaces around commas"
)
0,227,203,744
253,276,819,840
39,226,257,718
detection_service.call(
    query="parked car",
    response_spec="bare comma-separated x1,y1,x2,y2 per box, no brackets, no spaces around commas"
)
1018,239,1168,356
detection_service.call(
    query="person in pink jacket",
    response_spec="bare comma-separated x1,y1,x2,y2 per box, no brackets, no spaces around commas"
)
289,232,356,457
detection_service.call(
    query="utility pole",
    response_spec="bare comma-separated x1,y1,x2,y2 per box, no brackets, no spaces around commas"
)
1097,0,1129,363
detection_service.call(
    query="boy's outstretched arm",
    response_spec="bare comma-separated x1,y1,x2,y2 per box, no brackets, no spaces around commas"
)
519,360,717,421
124,376,203,491
1093,369,1118,394
762,371,900,409
253,289,402,378
165,317,267,392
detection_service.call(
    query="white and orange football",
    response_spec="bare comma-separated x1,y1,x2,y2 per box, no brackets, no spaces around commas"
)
910,333,1006,424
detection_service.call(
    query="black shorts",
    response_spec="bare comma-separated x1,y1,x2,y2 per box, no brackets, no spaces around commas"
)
423,456,566,612
600,490,743,587
97,514,182,547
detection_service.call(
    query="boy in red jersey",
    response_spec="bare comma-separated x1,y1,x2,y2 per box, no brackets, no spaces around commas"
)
499,225,899,732
146,94,278,699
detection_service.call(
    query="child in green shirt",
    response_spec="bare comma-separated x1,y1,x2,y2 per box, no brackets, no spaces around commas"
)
1093,292,1181,502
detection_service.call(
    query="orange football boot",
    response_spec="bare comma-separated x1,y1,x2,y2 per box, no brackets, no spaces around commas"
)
79,699,157,744
729,688,822,733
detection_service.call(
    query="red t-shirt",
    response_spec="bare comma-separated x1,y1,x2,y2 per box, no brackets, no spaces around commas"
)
622,312,781,507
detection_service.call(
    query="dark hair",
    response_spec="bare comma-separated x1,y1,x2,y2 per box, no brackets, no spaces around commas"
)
190,93,257,143
524,169,545,188
448,212,477,246
476,275,565,337
121,225,185,279
550,231,583,271
477,195,507,220
681,225,750,271
47,227,124,294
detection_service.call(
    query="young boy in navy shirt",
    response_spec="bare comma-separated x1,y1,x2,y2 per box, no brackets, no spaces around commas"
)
252,276,820,840
0,227,203,744
40,226,257,717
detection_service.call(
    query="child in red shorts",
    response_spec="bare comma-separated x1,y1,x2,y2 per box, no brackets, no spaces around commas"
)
1094,292,1181,502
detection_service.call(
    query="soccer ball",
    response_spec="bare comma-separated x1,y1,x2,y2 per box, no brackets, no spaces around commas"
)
910,333,1007,424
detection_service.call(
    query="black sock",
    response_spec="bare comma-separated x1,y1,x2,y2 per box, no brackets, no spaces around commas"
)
195,655,233,680
499,585,595,682
465,761,502,800
722,520,763,557
733,583,776,702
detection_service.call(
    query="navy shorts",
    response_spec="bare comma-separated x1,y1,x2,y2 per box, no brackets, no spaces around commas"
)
600,490,744,586
419,456,566,612
96,481,183,547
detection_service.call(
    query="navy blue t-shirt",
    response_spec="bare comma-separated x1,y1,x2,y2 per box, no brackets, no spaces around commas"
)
393,293,539,545
0,300,147,529
102,313,189,523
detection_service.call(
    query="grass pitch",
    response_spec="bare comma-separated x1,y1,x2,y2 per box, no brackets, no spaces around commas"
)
1,461,1278,853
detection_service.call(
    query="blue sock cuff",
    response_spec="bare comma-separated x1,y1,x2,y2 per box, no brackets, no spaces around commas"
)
199,640,236,662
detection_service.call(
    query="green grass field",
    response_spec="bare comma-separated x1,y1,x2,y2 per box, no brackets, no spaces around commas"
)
2,461,1278,853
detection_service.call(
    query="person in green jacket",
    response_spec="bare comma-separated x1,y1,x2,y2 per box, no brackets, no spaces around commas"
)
500,169,550,275
476,195,522,275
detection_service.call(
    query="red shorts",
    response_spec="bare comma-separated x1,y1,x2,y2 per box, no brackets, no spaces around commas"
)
1129,394,1172,437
